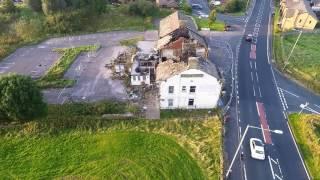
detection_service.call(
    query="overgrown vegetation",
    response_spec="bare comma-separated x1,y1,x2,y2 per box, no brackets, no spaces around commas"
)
289,114,320,179
0,74,47,121
119,36,144,47
215,0,247,15
0,1,172,60
180,0,192,15
0,103,222,179
195,17,225,31
36,45,99,88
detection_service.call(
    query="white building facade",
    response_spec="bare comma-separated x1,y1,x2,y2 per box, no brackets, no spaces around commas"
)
158,69,221,109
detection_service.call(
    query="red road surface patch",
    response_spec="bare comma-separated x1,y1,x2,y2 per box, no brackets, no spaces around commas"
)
256,102,272,144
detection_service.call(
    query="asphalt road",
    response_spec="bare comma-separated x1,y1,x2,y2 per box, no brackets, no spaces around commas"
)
226,0,311,179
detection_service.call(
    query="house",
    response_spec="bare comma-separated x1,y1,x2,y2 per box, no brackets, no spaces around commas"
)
156,57,222,109
157,11,208,61
130,51,158,86
156,0,178,8
279,0,318,31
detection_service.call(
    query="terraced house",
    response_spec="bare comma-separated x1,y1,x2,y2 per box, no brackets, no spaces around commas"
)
279,0,318,31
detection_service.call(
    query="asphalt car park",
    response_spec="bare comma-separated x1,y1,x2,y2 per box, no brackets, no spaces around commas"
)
0,31,144,104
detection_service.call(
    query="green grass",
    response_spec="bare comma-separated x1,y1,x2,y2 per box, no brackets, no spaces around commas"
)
195,18,225,31
119,36,144,47
0,131,204,179
289,114,320,179
36,45,99,88
273,32,320,93
0,103,222,179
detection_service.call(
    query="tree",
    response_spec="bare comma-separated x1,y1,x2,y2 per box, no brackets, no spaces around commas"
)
41,0,67,15
225,0,245,13
25,0,42,12
0,0,16,13
208,9,216,26
0,74,47,121
128,0,157,17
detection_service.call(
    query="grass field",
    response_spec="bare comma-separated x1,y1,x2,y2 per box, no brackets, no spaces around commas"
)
195,18,225,31
0,132,204,179
274,32,320,93
36,45,99,88
0,103,222,179
289,113,320,179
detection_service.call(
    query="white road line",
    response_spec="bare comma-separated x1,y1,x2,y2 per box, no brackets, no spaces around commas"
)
287,121,311,180
258,86,262,97
280,88,299,98
251,72,254,82
243,163,248,180
315,104,320,109
0,66,9,69
261,124,266,143
256,72,259,83
250,61,253,69
282,111,287,119
267,13,271,64
256,102,260,116
254,61,257,70
253,85,256,96
277,159,284,178
268,156,276,179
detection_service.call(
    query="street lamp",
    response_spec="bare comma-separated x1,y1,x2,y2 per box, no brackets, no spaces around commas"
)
282,29,302,71
225,125,283,178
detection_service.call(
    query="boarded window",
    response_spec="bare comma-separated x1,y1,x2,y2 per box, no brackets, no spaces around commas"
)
168,86,174,93
188,99,194,106
190,86,196,93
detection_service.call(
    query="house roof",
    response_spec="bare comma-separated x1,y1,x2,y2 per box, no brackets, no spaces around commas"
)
285,0,318,19
156,57,219,81
156,35,172,49
159,11,197,38
188,57,219,79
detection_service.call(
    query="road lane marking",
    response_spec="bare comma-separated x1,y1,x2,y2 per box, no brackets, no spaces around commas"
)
268,156,276,179
253,85,256,96
258,86,262,97
250,61,252,69
277,159,284,178
254,61,257,70
243,163,248,180
315,104,320,109
251,71,254,81
280,88,299,98
256,72,259,82
0,66,9,69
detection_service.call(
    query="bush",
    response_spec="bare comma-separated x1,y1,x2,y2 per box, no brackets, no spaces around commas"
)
25,0,42,12
0,74,47,121
14,18,43,42
0,0,16,13
128,0,158,17
224,0,245,13
44,10,84,33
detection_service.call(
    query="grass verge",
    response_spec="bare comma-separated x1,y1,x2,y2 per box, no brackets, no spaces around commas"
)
0,103,222,179
36,45,100,88
195,18,225,31
288,113,320,179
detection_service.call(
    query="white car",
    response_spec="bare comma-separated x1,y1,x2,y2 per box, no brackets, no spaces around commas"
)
250,138,265,160
210,0,221,6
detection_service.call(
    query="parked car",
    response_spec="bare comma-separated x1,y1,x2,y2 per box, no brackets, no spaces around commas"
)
224,24,232,31
210,0,221,6
250,138,266,160
246,33,253,42
192,4,203,9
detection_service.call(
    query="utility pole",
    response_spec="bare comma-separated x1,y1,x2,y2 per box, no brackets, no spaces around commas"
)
282,30,302,71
